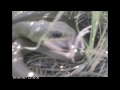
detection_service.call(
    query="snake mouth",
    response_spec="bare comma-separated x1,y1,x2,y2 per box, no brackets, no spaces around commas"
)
42,35,76,52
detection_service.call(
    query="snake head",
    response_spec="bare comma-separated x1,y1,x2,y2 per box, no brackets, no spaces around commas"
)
13,20,76,48
12,11,77,61
43,21,76,51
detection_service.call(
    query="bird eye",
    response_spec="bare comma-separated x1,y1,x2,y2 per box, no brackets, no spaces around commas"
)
52,31,62,38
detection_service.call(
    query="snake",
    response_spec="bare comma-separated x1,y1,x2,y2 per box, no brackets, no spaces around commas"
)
12,11,77,58
12,11,78,77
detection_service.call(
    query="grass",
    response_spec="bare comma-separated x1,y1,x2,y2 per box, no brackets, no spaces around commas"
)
12,11,108,77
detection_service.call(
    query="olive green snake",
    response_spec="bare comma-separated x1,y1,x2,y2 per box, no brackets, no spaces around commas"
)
12,11,77,77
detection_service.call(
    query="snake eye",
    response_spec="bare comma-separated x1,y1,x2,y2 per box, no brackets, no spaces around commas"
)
52,31,62,38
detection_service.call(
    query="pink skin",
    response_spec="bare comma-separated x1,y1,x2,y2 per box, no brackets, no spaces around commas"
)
43,41,72,59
